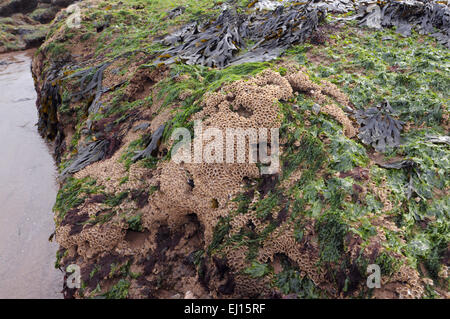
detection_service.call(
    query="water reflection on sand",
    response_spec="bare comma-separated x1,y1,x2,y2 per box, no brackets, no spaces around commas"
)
0,50,62,298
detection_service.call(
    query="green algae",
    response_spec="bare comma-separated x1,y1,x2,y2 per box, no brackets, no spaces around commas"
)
53,177,101,221
102,279,130,299
126,214,143,232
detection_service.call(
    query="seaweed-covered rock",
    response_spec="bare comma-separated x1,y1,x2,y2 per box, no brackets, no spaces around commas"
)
32,0,450,300
355,0,450,47
29,5,60,24
154,4,321,68
312,0,356,13
0,0,80,52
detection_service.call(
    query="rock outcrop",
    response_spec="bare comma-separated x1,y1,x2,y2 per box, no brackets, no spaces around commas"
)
0,0,38,17
0,0,79,52
31,0,450,299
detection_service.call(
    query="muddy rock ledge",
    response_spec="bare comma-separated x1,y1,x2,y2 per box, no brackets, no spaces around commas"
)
0,0,79,52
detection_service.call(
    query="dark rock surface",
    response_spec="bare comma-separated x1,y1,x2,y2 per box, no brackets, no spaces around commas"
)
0,0,38,17
29,5,60,24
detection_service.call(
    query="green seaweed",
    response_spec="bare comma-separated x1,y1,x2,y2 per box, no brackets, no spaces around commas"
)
53,177,101,220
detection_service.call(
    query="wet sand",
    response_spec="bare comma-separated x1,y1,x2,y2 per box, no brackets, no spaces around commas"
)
0,50,62,298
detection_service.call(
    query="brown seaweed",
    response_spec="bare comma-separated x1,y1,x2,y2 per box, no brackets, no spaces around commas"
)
153,3,321,68
132,124,166,162
61,139,110,176
355,100,404,153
